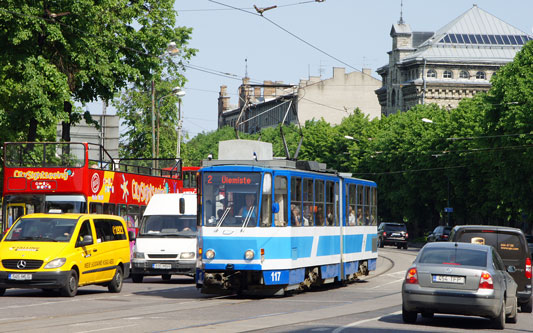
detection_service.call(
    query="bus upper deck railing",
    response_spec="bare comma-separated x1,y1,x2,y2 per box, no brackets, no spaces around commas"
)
3,142,182,178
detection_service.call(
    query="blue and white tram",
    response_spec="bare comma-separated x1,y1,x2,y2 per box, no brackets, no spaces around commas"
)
195,159,378,295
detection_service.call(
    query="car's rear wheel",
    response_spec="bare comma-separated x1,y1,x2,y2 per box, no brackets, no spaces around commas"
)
0,288,5,296
378,238,384,248
402,306,417,324
131,273,144,283
491,299,505,330
403,243,408,250
108,266,123,293
521,296,532,313
162,274,171,281
507,295,518,324
60,270,78,297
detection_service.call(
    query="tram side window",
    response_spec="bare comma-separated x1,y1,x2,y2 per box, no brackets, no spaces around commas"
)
371,187,378,226
274,176,288,227
326,181,336,226
302,178,313,226
357,185,364,225
90,202,103,214
261,173,272,227
364,186,373,226
315,180,325,226
347,184,357,226
290,177,303,227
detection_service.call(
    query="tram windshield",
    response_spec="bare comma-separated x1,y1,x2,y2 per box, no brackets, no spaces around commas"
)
202,172,261,227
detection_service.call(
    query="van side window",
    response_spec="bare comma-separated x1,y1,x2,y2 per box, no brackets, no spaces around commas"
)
76,221,93,247
94,219,127,242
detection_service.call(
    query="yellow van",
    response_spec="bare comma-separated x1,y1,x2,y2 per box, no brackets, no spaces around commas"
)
0,213,133,297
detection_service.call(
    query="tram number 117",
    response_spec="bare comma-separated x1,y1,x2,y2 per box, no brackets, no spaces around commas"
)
271,271,281,282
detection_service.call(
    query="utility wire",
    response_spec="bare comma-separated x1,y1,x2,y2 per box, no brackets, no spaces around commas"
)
207,0,360,72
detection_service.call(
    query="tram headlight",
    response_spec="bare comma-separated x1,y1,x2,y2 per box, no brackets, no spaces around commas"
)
244,249,255,260
205,249,216,260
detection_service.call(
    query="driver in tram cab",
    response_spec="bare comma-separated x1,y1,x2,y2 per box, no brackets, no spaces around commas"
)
238,194,256,218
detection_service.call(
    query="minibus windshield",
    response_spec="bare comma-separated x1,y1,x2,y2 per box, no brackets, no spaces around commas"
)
6,218,76,242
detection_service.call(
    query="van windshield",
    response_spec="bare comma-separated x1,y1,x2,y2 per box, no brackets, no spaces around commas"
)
138,215,197,237
5,217,76,242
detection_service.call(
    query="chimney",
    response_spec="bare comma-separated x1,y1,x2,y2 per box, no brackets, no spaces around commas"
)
263,80,275,98
218,85,230,128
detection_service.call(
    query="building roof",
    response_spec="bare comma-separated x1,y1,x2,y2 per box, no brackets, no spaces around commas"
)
402,5,532,64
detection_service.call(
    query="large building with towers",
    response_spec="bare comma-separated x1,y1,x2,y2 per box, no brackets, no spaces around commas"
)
375,5,533,116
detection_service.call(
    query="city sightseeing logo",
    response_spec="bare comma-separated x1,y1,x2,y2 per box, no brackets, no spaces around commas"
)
131,179,169,204
14,169,74,181
91,172,100,193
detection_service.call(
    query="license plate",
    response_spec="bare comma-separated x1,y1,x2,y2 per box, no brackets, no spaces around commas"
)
433,275,465,284
8,273,32,280
152,263,172,269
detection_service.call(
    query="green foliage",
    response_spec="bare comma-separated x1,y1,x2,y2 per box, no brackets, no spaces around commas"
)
0,0,195,145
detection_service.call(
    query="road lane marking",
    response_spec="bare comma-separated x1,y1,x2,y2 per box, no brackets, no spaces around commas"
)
75,323,137,333
331,310,402,332
369,278,405,289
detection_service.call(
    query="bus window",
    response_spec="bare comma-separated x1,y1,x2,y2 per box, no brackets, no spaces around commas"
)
127,205,140,229
274,176,288,227
260,173,272,227
315,180,325,226
90,202,103,214
6,204,25,229
103,203,115,215
117,204,127,217
45,195,86,213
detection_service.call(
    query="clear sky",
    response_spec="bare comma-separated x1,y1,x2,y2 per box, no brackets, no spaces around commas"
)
92,1,533,138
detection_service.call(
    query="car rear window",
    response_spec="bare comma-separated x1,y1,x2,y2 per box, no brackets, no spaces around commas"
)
418,247,486,267
385,224,406,231
455,230,525,260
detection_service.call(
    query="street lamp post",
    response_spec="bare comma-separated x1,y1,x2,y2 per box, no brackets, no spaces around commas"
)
156,87,184,164
151,42,179,170
175,89,186,159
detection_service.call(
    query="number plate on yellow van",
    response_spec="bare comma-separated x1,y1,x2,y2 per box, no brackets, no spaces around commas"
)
152,264,171,269
8,273,32,280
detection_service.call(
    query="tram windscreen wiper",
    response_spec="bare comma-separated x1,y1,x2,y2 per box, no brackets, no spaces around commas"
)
241,206,255,229
216,207,231,228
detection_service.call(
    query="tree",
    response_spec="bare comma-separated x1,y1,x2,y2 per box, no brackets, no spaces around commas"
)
0,1,195,145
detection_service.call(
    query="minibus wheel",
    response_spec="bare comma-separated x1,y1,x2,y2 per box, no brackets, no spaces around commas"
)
108,266,124,293
61,270,78,297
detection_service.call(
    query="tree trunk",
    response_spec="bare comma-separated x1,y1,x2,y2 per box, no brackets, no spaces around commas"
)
62,101,72,142
27,118,38,142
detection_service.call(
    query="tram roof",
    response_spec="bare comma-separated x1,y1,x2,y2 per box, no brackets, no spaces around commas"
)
202,159,330,173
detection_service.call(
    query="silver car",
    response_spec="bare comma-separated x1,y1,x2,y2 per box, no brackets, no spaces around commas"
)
402,242,518,329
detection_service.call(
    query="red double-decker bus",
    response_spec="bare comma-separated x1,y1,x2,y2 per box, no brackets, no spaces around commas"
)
1,142,198,232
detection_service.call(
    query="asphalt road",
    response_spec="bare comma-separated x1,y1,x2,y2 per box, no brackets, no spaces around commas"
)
0,247,531,332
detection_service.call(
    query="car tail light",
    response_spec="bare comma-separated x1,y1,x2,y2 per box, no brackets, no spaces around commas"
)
479,271,494,289
405,268,418,284
405,232,409,239
383,232,387,237
526,257,532,279
443,235,448,239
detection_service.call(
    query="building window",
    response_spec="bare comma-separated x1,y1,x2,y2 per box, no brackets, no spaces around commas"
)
427,69,437,78
476,71,486,79
459,70,470,79
443,70,453,79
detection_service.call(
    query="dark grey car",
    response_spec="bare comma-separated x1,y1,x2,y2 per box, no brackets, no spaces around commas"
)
449,225,532,313
402,242,518,329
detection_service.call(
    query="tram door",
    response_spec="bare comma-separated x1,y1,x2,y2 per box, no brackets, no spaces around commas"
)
6,203,26,230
